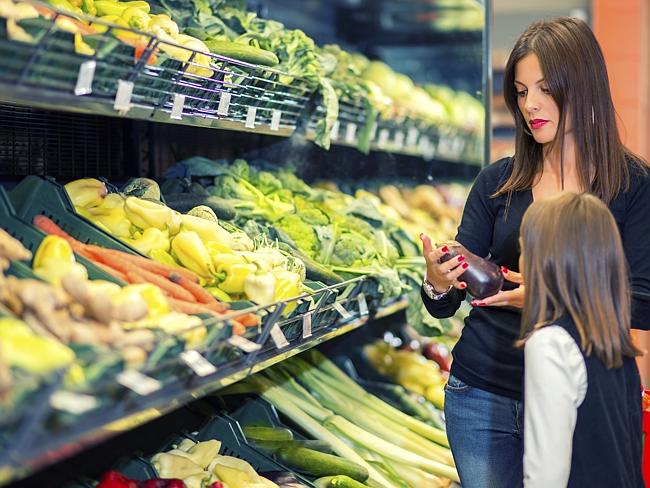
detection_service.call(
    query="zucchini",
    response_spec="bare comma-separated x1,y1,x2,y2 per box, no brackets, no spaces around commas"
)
276,447,369,482
204,40,279,67
314,475,369,488
243,425,294,442
250,439,335,454
164,193,236,221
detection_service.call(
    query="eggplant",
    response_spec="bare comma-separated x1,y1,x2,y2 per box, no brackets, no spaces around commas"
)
438,241,503,299
259,471,311,488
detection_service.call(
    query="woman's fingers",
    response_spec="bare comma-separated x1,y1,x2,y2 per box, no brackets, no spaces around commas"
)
501,267,524,285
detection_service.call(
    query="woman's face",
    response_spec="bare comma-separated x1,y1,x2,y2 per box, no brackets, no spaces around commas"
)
514,53,561,145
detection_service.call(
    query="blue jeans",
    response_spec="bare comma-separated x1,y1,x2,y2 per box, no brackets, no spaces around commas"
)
444,374,524,488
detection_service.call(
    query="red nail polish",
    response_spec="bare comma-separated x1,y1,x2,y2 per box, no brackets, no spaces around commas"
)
459,283,467,289
441,245,449,253
457,256,465,263
501,266,509,274
462,262,469,269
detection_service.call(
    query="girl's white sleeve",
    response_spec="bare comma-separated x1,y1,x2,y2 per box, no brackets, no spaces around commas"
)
523,325,588,488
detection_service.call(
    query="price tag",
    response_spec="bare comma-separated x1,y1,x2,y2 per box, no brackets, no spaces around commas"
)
330,120,340,141
423,138,436,160
358,293,368,316
377,128,389,148
50,390,98,415
170,93,186,120
406,127,419,147
117,370,161,396
245,106,257,128
270,109,282,131
228,334,261,353
302,312,313,339
345,123,357,144
114,80,134,112
369,122,378,142
270,324,289,349
394,131,405,149
217,92,231,116
181,350,217,377
74,60,96,96
333,302,353,321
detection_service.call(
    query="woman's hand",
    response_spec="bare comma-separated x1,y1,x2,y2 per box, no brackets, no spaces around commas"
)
471,268,525,308
420,233,469,292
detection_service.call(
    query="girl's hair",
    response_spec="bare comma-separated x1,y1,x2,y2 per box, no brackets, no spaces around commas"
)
496,17,647,204
518,192,642,368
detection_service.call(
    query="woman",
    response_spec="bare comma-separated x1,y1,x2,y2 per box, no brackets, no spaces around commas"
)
420,17,650,487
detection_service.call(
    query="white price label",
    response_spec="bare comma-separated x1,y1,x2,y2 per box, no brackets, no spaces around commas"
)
114,80,134,112
358,293,368,316
423,138,436,160
270,110,282,131
75,60,96,96
345,123,357,144
50,390,98,415
377,129,390,147
245,106,257,128
270,324,289,349
117,370,161,396
333,302,353,321
228,334,261,353
330,120,340,141
369,122,378,142
394,131,405,149
406,127,419,147
181,350,217,377
302,312,313,339
170,93,186,120
217,92,231,116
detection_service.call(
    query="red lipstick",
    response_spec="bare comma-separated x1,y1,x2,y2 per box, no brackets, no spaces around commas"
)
530,119,549,130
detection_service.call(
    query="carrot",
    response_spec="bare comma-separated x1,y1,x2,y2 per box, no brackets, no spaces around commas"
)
33,215,86,252
234,313,261,327
167,297,221,317
93,262,128,282
232,322,246,336
126,269,195,302
168,273,217,304
88,245,199,283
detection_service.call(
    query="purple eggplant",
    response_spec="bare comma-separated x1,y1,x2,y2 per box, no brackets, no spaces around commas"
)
438,242,504,299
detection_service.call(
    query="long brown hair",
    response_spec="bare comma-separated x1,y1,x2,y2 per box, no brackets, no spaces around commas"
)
519,193,642,368
496,17,647,204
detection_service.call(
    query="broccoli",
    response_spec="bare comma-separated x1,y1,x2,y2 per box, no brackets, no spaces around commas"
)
253,171,283,195
276,214,319,257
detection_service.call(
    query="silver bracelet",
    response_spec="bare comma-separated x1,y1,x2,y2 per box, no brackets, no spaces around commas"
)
422,278,453,301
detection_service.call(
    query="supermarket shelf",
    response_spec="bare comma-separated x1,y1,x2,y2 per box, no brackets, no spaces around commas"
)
0,279,406,487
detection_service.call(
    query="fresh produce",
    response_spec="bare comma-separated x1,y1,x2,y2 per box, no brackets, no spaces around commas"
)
97,470,186,488
275,447,369,482
439,241,503,299
314,475,368,488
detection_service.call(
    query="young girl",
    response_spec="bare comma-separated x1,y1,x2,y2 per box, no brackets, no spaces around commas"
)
517,192,643,487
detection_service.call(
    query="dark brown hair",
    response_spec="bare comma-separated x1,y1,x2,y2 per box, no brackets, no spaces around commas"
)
518,193,642,368
497,17,647,203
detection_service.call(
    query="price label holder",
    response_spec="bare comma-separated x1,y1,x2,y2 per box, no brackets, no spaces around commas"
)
406,127,419,147
50,390,98,415
333,301,353,321
117,370,161,396
217,92,231,116
270,110,282,131
170,94,186,120
270,324,289,349
377,128,389,148
369,122,378,141
75,60,96,96
114,80,134,113
181,350,217,377
345,123,357,144
228,334,261,353
330,120,340,141
358,293,368,316
245,106,257,129
394,131,405,149
302,311,313,339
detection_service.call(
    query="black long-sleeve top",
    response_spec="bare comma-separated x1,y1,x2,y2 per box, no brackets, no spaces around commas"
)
422,157,650,400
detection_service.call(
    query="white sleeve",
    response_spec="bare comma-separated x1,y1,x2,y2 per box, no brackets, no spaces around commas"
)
523,325,588,488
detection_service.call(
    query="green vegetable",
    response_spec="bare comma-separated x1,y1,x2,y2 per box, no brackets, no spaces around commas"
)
250,438,335,454
276,447,369,482
314,475,369,488
243,425,294,442
164,193,236,220
204,39,279,66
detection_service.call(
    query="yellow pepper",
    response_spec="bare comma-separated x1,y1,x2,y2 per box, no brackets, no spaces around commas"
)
148,13,178,37
243,272,276,305
120,5,150,31
218,263,256,295
122,227,171,256
90,14,118,33
33,235,75,269
212,252,247,270
81,0,96,16
272,270,302,314
74,33,95,56
95,0,148,16
171,230,215,279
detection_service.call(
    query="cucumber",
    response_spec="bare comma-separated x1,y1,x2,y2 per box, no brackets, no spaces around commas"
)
204,40,279,66
164,193,236,221
250,438,335,454
276,447,369,482
314,475,369,488
243,425,294,442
